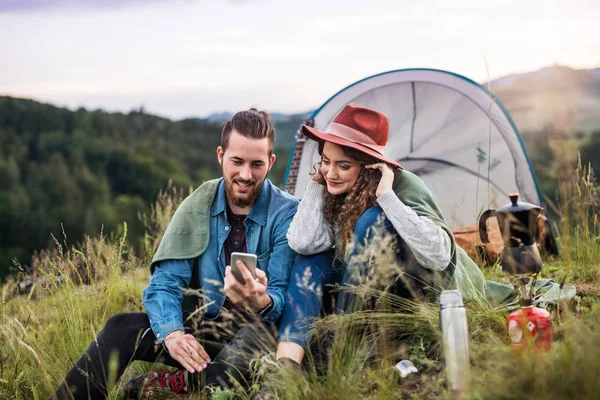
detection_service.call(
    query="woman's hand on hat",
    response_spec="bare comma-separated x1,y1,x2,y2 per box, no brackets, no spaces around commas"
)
366,163,394,197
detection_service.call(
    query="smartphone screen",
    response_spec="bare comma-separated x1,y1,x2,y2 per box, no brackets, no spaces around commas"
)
230,252,257,284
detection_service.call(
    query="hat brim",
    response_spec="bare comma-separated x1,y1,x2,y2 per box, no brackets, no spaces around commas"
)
301,125,402,169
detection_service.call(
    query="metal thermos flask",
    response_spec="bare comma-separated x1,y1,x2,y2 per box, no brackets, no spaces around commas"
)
440,290,471,398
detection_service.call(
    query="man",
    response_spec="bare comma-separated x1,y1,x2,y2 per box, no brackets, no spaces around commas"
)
54,108,298,399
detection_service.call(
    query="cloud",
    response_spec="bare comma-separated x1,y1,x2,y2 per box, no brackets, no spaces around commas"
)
0,0,255,13
0,0,167,13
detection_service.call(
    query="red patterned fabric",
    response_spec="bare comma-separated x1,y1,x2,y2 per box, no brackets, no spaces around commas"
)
139,369,189,398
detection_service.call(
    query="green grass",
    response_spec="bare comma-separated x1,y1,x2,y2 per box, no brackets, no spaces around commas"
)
0,230,150,399
1,161,598,400
2,245,597,399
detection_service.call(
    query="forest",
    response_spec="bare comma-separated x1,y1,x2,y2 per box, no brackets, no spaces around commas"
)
0,96,297,279
0,95,598,280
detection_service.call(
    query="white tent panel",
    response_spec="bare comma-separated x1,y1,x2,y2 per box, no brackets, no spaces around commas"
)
351,84,415,157
400,159,507,228
287,69,542,229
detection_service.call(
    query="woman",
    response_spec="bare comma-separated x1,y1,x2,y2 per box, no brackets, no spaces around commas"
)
274,103,485,366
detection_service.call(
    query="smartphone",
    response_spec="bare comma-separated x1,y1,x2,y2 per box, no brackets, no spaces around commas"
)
230,252,257,284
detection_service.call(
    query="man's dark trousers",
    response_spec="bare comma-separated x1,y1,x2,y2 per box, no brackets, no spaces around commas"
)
54,310,276,399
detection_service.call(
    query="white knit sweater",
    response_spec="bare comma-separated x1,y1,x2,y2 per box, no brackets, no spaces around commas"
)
286,182,452,271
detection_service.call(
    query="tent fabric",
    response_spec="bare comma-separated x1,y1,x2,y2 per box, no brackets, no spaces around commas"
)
286,69,543,230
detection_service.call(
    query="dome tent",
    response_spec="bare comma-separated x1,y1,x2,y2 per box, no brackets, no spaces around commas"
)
284,68,557,254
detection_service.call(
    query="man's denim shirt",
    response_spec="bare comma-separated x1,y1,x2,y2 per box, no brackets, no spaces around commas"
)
142,179,298,342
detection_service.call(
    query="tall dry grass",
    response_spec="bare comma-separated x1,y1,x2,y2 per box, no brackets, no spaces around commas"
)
0,145,598,399
0,226,148,399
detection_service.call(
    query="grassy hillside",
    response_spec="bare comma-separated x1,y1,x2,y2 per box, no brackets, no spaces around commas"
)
1,82,598,397
1,146,598,399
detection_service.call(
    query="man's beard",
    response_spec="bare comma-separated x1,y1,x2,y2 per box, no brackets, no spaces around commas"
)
223,174,264,209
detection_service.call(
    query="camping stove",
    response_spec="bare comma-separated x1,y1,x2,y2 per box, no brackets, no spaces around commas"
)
506,274,553,352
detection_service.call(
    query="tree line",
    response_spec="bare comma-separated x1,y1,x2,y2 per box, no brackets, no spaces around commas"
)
1,95,598,280
0,96,291,279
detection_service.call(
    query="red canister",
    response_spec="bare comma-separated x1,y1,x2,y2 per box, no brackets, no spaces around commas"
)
507,303,553,352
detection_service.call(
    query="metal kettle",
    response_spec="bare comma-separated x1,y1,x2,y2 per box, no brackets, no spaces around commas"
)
478,193,544,275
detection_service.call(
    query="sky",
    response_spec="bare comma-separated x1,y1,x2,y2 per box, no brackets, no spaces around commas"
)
1,0,599,119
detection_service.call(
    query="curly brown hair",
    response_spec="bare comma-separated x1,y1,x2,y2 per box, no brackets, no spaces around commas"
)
314,144,400,256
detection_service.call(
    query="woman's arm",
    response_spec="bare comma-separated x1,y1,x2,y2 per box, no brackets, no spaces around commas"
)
376,189,451,271
286,182,335,255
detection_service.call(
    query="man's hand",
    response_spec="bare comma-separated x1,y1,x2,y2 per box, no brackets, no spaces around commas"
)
164,330,211,374
224,260,271,312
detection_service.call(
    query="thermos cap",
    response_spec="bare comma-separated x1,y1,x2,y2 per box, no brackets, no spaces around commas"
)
440,290,464,307
394,360,419,378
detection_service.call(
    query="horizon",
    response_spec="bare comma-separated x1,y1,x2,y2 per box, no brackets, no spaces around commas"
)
1,0,599,119
3,63,599,122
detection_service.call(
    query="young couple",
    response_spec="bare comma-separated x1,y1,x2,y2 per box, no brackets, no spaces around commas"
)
54,104,484,399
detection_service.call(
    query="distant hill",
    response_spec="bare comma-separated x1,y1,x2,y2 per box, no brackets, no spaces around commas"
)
207,111,312,123
209,65,600,138
486,65,600,133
